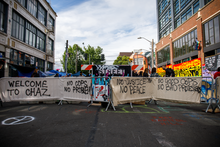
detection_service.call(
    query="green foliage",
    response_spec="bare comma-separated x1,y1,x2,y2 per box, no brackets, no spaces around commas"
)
113,55,130,65
61,44,105,74
83,45,105,65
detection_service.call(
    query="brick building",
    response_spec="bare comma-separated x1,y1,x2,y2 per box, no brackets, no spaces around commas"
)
156,0,220,68
0,0,57,77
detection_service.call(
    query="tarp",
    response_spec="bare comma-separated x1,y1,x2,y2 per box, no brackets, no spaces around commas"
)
49,70,67,77
38,70,48,77
110,77,202,106
45,71,56,77
17,70,34,77
10,64,35,77
72,71,86,77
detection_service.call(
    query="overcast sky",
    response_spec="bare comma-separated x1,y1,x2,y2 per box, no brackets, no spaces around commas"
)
50,0,157,71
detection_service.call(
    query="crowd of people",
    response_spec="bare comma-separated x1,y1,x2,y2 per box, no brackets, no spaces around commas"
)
132,64,175,77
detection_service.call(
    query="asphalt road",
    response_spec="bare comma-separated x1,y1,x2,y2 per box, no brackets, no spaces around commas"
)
0,101,220,147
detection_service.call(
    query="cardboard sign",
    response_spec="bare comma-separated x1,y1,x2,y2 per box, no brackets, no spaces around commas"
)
93,85,108,102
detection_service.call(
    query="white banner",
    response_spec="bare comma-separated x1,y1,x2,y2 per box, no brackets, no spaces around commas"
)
110,77,153,106
61,77,91,101
154,77,202,103
110,77,202,106
0,77,91,102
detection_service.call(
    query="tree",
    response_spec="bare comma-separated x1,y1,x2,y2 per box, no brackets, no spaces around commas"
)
83,45,105,65
113,55,130,65
61,44,105,74
61,44,84,74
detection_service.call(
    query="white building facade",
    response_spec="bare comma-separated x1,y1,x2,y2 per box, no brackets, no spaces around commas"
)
0,0,57,77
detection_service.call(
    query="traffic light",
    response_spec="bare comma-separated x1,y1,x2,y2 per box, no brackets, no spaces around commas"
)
101,54,105,61
84,53,87,60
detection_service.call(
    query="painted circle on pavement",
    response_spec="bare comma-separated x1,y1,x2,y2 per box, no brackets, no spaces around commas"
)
2,116,35,125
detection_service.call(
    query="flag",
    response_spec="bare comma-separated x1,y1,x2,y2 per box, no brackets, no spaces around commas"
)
195,39,201,50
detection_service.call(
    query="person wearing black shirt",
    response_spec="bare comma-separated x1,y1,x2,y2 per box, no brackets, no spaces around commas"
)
143,68,149,77
162,64,175,77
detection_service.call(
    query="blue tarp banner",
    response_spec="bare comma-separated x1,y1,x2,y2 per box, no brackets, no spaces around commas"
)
17,70,34,77
72,71,86,77
49,70,67,77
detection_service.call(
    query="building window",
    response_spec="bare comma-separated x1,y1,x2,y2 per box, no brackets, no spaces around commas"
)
47,62,53,71
174,0,179,15
159,7,171,31
36,58,45,72
174,60,181,65
158,4,162,16
25,54,31,67
193,1,199,14
25,21,37,47
173,29,197,58
181,8,192,24
17,0,26,7
12,11,25,41
18,52,24,66
182,57,190,62
160,25,172,39
180,0,191,9
37,30,46,52
204,15,220,47
48,15,55,32
157,45,170,64
10,49,18,65
48,38,54,51
175,17,181,28
12,11,47,52
47,38,54,56
27,0,37,17
158,0,170,16
0,1,7,33
38,3,46,26
48,15,54,27
214,17,220,43
204,0,211,5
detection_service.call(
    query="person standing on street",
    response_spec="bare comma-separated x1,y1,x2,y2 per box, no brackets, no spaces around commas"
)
214,67,220,79
162,63,175,77
150,67,160,77
143,68,149,77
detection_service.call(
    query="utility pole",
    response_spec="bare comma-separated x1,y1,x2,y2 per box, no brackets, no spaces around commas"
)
75,45,78,73
65,40,68,74
152,39,154,68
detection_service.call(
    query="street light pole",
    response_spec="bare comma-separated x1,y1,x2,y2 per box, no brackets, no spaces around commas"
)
65,40,68,74
151,39,154,68
137,37,155,68
75,45,78,73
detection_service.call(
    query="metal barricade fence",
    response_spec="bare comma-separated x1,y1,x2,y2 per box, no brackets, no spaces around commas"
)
202,76,220,113
201,76,215,104
213,77,220,112
87,77,115,111
215,77,220,101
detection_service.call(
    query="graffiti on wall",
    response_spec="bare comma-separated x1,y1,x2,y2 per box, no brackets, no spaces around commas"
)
157,58,201,77
173,58,201,77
